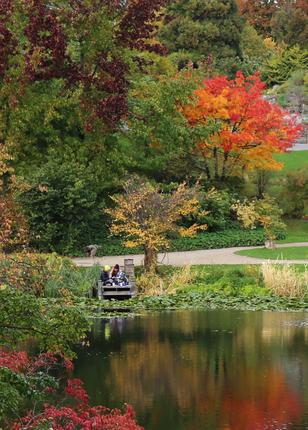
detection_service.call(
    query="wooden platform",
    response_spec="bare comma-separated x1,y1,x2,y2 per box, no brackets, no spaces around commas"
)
97,280,136,300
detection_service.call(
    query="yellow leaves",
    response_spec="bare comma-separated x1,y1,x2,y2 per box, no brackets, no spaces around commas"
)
125,240,140,248
105,177,207,264
179,223,207,238
38,184,49,193
233,196,285,241
232,200,258,229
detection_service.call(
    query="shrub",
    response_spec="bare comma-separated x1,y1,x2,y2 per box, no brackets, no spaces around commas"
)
0,350,142,430
170,228,286,252
262,263,308,298
180,189,236,232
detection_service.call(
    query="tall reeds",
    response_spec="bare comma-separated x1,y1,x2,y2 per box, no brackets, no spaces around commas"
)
262,262,308,299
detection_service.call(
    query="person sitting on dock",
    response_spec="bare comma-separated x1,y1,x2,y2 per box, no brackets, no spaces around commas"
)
111,264,120,278
111,264,129,286
101,265,111,285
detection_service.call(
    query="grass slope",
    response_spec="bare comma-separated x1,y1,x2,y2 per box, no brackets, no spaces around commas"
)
278,219,308,243
236,246,308,260
274,150,308,172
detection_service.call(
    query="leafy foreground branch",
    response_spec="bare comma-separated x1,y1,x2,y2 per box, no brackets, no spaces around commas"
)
0,288,90,358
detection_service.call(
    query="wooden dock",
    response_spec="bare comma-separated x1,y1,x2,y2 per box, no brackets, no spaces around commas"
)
96,258,137,300
97,281,136,299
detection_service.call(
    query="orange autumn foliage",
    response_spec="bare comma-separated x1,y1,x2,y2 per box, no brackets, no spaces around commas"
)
0,147,28,252
181,72,302,180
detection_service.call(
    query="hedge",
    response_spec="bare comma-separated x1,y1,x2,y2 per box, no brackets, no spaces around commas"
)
92,228,286,257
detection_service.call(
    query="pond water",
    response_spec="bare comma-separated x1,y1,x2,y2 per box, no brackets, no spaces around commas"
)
74,310,308,430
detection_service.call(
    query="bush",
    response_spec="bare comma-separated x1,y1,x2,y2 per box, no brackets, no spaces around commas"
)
180,189,237,232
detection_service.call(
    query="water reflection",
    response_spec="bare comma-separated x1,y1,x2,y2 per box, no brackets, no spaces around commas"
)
74,310,308,430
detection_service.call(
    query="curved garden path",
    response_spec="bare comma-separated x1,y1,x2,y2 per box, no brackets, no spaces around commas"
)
73,242,308,267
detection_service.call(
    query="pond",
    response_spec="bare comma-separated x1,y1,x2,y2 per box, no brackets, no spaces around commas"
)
74,310,308,430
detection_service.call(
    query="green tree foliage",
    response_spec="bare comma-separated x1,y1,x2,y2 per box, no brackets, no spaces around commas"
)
180,189,236,231
278,169,308,218
0,287,89,357
124,72,201,183
17,147,124,254
262,45,308,86
159,0,243,75
0,0,167,253
239,24,269,74
279,69,308,113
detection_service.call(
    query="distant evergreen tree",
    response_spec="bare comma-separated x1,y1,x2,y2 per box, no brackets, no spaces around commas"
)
159,0,244,75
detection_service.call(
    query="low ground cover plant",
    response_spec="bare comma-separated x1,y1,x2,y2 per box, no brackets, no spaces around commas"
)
87,228,286,257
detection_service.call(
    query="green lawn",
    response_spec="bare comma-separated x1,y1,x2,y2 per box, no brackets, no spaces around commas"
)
236,246,308,260
274,150,308,173
278,219,308,243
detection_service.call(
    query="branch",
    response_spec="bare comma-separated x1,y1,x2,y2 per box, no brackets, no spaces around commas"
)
0,324,46,336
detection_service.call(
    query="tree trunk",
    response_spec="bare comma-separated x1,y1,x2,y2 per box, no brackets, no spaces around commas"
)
265,240,276,249
144,245,157,272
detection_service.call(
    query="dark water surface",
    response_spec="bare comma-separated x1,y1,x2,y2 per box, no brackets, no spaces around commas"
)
74,310,308,430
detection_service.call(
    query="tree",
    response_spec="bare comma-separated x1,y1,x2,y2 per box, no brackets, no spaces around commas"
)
124,71,199,183
271,1,308,48
106,177,204,271
0,0,170,253
262,45,308,86
281,69,308,113
159,0,243,75
0,0,166,132
238,0,282,37
239,24,270,74
277,169,308,218
181,72,302,182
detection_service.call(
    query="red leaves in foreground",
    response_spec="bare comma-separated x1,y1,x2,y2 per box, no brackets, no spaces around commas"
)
14,404,143,430
0,349,143,430
0,350,28,372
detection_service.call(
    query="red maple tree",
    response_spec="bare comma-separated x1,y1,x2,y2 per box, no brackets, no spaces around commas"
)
181,71,302,181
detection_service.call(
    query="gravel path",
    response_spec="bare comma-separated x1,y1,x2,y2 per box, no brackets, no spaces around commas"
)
73,242,308,267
